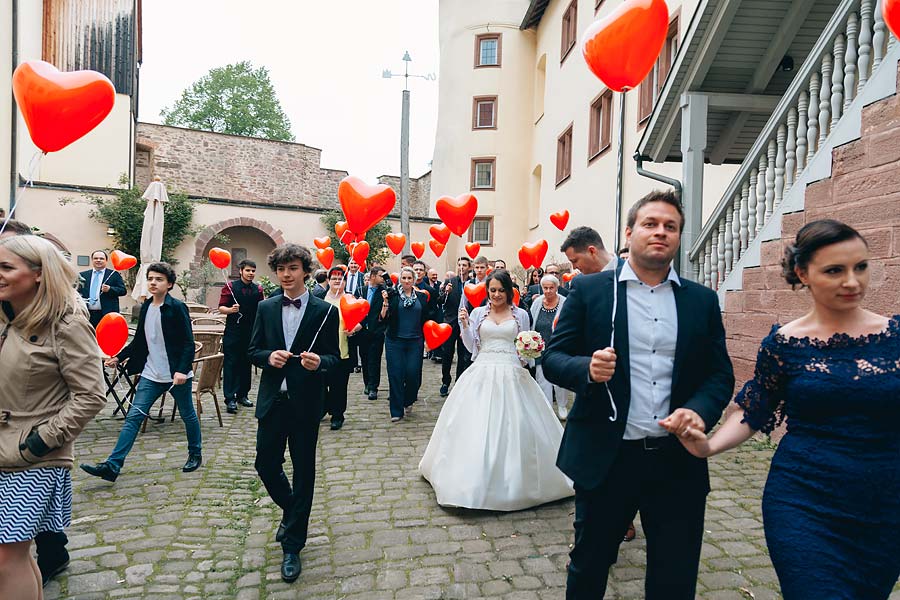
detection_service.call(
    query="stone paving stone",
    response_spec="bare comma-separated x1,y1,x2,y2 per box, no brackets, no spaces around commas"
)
39,359,900,599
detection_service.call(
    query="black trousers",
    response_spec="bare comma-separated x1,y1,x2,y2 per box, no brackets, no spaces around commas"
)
223,334,252,401
567,439,709,600
364,330,385,391
35,531,68,575
88,309,103,328
324,358,351,421
348,333,363,369
254,393,321,554
440,324,471,387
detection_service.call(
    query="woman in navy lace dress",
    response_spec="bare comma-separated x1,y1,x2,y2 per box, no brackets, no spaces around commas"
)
665,220,900,599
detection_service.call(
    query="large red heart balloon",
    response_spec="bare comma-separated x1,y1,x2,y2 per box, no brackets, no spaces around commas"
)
886,0,900,39
518,240,549,269
550,210,570,231
411,242,425,259
12,61,116,154
96,312,129,357
385,232,406,255
209,247,231,269
351,241,370,265
429,223,451,245
423,320,452,350
390,272,399,285
429,239,446,257
338,176,397,235
339,294,370,332
582,0,670,92
314,236,331,250
464,281,487,307
335,221,350,239
316,247,334,269
435,194,479,236
465,242,481,259
109,250,137,271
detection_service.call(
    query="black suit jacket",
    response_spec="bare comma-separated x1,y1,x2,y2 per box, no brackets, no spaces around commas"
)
355,284,386,333
248,294,340,420
119,295,195,377
78,268,126,315
440,276,465,323
543,265,735,490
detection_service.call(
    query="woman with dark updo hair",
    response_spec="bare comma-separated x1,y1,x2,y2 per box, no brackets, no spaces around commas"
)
664,219,900,598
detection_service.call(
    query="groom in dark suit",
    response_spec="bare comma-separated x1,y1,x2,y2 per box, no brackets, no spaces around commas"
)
248,244,340,583
543,190,734,599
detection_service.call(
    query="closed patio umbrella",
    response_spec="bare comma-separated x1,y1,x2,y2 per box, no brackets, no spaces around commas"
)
131,176,167,301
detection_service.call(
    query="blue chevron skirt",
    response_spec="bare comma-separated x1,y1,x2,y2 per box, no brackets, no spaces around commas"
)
0,468,71,543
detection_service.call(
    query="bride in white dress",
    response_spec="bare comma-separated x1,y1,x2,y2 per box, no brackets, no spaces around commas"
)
419,270,574,511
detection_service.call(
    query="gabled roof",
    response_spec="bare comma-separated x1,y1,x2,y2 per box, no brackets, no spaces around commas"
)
521,0,551,30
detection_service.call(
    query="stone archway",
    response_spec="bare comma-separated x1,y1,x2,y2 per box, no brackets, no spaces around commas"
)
191,217,286,271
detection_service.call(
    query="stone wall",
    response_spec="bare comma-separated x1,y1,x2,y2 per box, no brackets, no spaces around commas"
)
135,123,432,218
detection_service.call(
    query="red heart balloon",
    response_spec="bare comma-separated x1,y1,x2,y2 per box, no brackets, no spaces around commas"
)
95,312,129,357
582,0,670,92
423,320,453,350
335,220,350,238
338,176,396,235
550,210,570,231
562,271,580,283
314,236,331,250
339,294,370,332
518,240,549,270
390,272,399,285
385,233,406,255
12,61,116,153
340,230,356,245
465,242,481,259
429,239,446,257
209,247,231,270
885,0,900,39
411,242,425,259
435,194,479,236
316,247,334,269
109,250,137,271
429,223,452,245
464,282,487,307
513,288,521,306
352,241,370,265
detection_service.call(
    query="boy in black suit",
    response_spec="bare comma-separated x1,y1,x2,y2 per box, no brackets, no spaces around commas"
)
248,244,339,583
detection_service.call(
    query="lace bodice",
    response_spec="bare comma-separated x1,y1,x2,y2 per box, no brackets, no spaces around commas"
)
478,319,519,355
736,315,900,440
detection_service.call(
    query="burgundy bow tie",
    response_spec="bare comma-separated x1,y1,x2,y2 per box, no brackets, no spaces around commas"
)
282,297,302,309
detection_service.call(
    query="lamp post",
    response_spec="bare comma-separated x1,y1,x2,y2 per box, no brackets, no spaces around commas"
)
382,51,435,253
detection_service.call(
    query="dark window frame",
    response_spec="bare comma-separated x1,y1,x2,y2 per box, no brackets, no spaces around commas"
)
468,216,495,246
556,124,574,186
471,157,497,191
475,33,503,68
472,96,498,129
560,0,578,64
589,89,613,163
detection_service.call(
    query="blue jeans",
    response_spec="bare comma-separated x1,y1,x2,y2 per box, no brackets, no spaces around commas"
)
106,377,201,472
384,336,424,418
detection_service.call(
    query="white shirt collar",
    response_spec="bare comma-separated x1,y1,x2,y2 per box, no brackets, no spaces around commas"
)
618,260,681,287
283,289,310,303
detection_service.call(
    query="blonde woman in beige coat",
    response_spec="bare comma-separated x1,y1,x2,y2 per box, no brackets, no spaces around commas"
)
0,235,106,599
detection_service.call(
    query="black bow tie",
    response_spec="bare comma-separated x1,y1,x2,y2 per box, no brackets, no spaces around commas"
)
282,297,302,309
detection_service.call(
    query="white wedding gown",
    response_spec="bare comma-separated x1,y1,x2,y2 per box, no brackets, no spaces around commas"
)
419,319,574,511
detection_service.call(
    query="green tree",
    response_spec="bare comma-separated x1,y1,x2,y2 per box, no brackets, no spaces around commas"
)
161,61,295,142
319,210,392,267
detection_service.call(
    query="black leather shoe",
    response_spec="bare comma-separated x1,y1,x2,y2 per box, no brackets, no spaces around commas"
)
40,558,69,587
79,462,118,482
275,520,286,542
182,454,202,472
225,400,238,414
439,384,449,397
330,419,344,430
281,552,301,582
237,397,254,407
368,390,378,400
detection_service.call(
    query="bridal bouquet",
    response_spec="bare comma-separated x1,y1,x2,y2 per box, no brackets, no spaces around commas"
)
515,330,545,359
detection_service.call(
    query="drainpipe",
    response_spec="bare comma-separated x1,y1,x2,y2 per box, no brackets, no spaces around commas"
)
634,151,684,271
9,0,18,211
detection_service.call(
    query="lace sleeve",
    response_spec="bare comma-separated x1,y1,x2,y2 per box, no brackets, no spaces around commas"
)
734,334,787,434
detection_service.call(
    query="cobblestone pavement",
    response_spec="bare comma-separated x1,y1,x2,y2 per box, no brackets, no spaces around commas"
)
45,359,900,600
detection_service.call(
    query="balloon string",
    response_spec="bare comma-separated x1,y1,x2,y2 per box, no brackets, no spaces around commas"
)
605,266,619,422
0,151,43,237
224,276,242,325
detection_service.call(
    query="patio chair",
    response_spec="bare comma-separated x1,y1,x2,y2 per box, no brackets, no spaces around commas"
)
191,316,225,326
193,332,223,358
150,353,226,429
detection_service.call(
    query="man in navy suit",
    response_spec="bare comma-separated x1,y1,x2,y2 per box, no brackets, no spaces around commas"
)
78,250,127,327
248,244,340,583
355,266,387,400
543,190,734,599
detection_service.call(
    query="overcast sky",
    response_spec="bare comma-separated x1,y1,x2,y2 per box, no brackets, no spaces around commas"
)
138,0,439,181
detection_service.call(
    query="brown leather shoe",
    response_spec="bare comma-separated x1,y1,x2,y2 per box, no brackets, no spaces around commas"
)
624,522,636,542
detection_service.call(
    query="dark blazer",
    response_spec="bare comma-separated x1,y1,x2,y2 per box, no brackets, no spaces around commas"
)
380,291,429,339
248,294,340,420
78,268,126,314
311,284,328,299
356,283,386,333
440,276,465,323
543,266,735,490
119,295,195,377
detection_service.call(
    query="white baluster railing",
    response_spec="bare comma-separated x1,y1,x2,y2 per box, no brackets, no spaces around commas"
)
690,0,890,288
